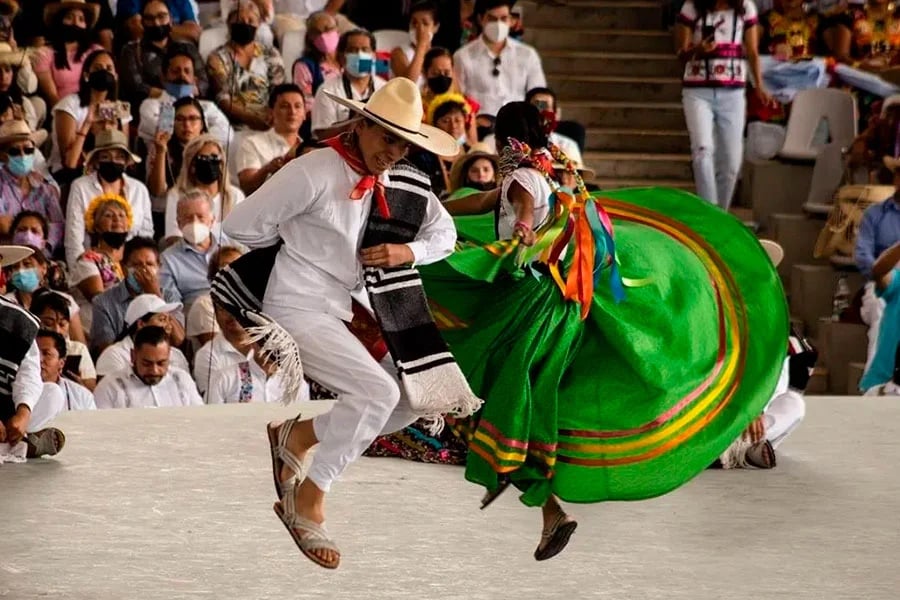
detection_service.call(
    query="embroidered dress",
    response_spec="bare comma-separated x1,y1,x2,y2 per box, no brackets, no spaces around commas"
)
762,10,819,58
73,250,124,291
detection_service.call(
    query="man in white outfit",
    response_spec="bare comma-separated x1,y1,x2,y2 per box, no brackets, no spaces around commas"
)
222,77,461,569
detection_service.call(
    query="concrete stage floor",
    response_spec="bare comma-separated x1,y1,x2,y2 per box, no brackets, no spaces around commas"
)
1,397,897,600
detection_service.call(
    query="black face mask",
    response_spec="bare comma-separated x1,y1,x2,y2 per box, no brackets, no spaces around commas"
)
88,69,117,93
97,161,125,183
229,23,257,45
144,23,171,42
427,75,453,95
193,156,222,185
60,24,86,43
467,180,495,191
100,231,127,248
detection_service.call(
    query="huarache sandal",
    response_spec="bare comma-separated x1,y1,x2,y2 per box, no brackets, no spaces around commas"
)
745,440,776,469
274,481,341,570
534,512,578,562
267,415,306,499
480,476,512,510
25,428,66,458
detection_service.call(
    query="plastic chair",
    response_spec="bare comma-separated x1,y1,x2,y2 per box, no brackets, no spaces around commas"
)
802,143,847,214
778,88,858,161
199,25,228,61
281,28,306,76
373,29,409,53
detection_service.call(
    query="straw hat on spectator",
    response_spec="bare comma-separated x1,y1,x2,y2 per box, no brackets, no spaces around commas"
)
84,129,142,165
0,43,25,66
0,118,33,145
551,157,595,182
448,143,499,192
43,0,100,28
0,244,32,268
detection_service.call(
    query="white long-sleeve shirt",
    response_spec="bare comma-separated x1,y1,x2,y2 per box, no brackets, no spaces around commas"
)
222,147,456,321
453,37,546,117
94,367,203,409
12,341,43,412
206,357,309,404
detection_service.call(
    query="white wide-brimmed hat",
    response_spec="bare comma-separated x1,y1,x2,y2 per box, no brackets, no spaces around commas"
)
0,244,33,268
0,119,34,145
325,77,460,158
84,129,141,165
759,239,784,267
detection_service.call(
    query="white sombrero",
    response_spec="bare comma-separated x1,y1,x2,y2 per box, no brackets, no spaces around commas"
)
760,239,784,267
0,244,33,268
325,77,460,158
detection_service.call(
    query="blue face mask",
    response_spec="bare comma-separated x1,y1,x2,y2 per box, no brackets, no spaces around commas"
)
164,81,194,100
344,52,375,78
6,154,34,177
126,270,141,292
10,267,40,293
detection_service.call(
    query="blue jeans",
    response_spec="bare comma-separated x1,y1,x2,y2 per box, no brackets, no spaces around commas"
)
682,87,747,209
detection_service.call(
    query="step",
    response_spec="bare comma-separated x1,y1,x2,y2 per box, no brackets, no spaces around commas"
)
519,0,664,29
819,320,868,395
525,28,673,53
769,213,828,286
593,177,695,191
542,50,683,78
847,361,866,394
584,127,690,153
584,152,693,180
562,101,685,129
549,74,682,103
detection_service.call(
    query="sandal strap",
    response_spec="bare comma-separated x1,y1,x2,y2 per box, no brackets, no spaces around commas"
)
281,482,339,552
276,415,306,489
718,437,751,469
541,512,569,540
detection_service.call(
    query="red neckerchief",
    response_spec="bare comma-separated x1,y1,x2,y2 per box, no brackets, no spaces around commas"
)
324,135,391,218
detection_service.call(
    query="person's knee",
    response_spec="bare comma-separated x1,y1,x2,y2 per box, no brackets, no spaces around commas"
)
366,369,402,411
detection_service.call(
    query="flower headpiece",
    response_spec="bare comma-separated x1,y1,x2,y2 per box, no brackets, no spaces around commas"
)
84,192,133,233
426,92,471,126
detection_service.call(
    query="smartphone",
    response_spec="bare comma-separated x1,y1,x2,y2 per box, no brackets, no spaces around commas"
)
64,354,82,375
98,101,117,122
157,101,175,136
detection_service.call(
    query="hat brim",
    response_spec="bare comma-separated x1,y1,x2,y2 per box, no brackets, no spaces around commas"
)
85,143,142,165
0,245,33,268
552,162,596,182
44,1,100,27
324,91,461,158
125,300,183,326
759,239,784,267
449,151,498,192
0,131,35,146
0,50,27,65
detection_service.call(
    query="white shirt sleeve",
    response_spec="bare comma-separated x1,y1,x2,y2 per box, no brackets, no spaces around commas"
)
524,45,547,94
204,366,233,404
69,256,101,285
138,97,160,143
236,132,267,174
453,48,469,98
173,369,204,406
406,193,457,266
130,179,154,239
311,82,340,135
93,376,124,409
16,59,37,95
201,100,235,150
75,344,98,380
164,187,181,238
64,178,91,270
13,341,43,412
95,346,130,377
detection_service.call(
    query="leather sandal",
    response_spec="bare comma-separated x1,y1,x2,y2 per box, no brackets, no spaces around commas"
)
267,415,305,499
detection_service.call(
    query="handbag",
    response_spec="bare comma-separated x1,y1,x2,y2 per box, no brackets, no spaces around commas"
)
813,184,894,258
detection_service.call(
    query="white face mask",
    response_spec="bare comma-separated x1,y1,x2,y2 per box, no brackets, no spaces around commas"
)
483,20,509,43
182,221,210,245
409,27,433,45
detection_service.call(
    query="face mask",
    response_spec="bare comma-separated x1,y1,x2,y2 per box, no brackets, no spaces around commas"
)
12,230,43,248
6,154,34,177
88,69,117,93
181,221,211,245
144,23,171,42
97,161,125,183
10,267,40,293
126,269,141,292
230,22,257,45
409,27,433,45
313,30,340,54
483,21,510,43
193,156,222,185
163,81,194,100
344,52,375,78
427,75,453,94
100,231,127,248
60,24,86,43
456,135,467,146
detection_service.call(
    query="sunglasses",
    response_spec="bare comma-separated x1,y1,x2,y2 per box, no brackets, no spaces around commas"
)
7,146,35,156
492,56,501,77
195,153,222,163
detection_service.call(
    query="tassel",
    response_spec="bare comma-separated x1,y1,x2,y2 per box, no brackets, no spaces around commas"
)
243,312,305,406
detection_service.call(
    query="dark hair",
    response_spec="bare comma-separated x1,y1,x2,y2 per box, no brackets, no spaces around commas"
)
0,91,13,115
31,291,71,321
338,29,377,54
423,47,452,74
11,210,49,239
474,0,514,17
162,43,196,75
268,83,304,108
134,324,169,350
141,0,169,16
207,245,243,282
173,96,208,132
432,99,466,124
52,7,95,72
0,64,23,103
77,49,118,108
123,236,159,264
692,0,745,17
36,329,68,358
409,1,440,24
302,11,334,64
494,102,548,151
525,87,557,112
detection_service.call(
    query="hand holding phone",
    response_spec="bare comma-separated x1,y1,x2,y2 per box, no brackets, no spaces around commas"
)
157,101,175,136
97,101,117,122
64,354,82,377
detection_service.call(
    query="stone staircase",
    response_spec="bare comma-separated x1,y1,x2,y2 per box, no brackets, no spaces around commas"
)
522,0,693,190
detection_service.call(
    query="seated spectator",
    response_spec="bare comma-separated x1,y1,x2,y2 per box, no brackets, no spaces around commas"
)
272,0,355,42
207,1,286,131
65,129,153,270
409,93,469,196
390,1,440,84
817,0,853,61
36,329,95,409
859,237,900,391
194,300,249,395
446,143,498,196
118,0,208,110
49,48,132,184
31,0,103,108
761,0,821,60
292,10,341,137
850,0,900,69
31,292,97,391
237,83,305,194
0,43,43,135
247,0,276,47
3,249,87,343
94,325,202,409
164,135,244,240
420,47,479,126
185,244,243,353
207,349,307,403
849,101,900,183
552,158,595,193
8,212,68,295
14,0,113,49
525,87,583,167
452,0,546,117
117,0,201,44
95,293,189,377
0,120,64,253
90,236,184,354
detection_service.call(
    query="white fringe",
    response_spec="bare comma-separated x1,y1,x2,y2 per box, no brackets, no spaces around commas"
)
244,312,305,406
401,363,483,435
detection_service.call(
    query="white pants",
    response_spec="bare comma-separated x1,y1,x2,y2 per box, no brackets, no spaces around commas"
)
763,358,805,449
26,383,66,433
861,281,885,370
265,305,418,492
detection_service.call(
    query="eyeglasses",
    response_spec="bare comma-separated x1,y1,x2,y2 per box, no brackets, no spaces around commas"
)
492,56,501,77
7,146,35,156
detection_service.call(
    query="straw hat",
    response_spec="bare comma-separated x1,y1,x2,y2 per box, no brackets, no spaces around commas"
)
448,142,498,192
43,0,100,28
551,159,595,182
0,119,33,145
759,239,784,267
325,77,460,158
0,43,26,66
0,244,32,268
84,129,141,165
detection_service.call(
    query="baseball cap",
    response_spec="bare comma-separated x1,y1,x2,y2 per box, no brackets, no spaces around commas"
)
125,294,182,327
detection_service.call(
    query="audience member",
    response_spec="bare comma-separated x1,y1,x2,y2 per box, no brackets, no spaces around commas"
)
420,47,479,123
0,43,43,134
118,0,208,109
31,0,103,108
552,158,595,192
164,134,244,240
860,238,900,392
273,0,354,41
207,1,286,130
9,211,52,258
31,292,97,391
185,244,243,352
237,83,305,194
390,1,440,84
447,143,498,196
311,28,386,139
36,329,95,409
292,10,341,136
15,0,114,49
525,87,583,165
849,101,900,184
193,296,257,395
65,129,153,269
207,349,306,403
410,93,469,196
95,293,189,376
117,0,201,44
760,0,821,59
90,236,184,353
143,98,209,209
817,0,853,61
0,120,64,253
849,0,900,68
453,0,545,117
49,49,131,184
94,324,202,409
